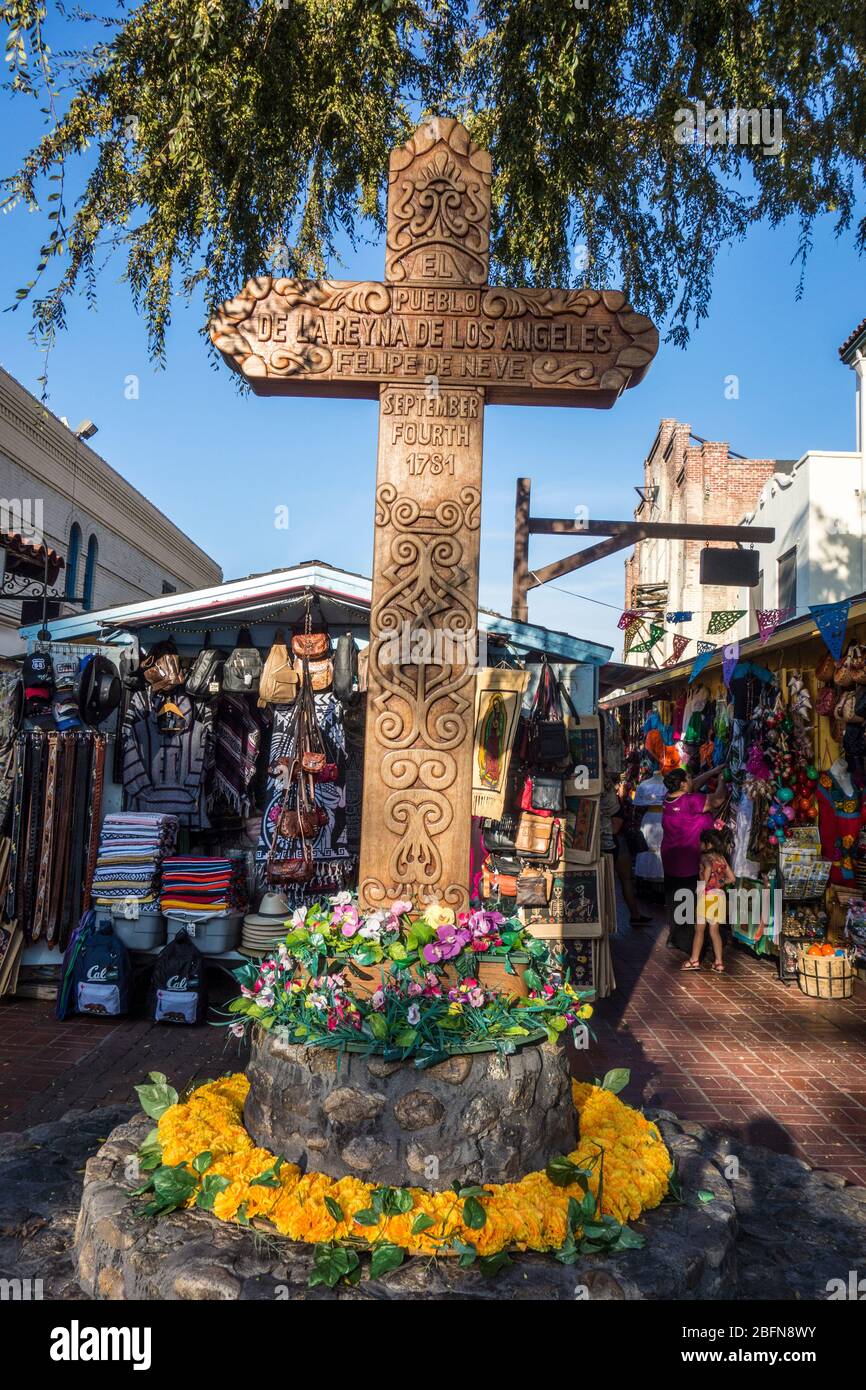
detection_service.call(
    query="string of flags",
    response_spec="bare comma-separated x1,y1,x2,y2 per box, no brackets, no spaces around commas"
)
696,641,716,654
810,599,850,661
662,634,691,667
665,611,693,624
756,608,793,644
706,609,746,635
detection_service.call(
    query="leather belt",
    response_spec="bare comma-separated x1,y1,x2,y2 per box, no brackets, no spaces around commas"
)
31,733,58,941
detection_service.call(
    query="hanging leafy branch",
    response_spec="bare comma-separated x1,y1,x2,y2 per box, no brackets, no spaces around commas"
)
1,0,864,367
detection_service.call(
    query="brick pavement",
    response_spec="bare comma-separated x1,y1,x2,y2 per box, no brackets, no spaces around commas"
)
590,907,866,1186
1,917,865,1185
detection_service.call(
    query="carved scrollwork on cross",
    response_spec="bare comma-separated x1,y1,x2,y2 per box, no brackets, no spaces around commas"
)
386,118,492,286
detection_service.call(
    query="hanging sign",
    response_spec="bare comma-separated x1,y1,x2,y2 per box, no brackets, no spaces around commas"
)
688,649,716,684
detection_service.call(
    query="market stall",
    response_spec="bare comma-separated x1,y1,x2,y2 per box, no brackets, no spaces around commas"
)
1,560,620,1007
602,598,866,997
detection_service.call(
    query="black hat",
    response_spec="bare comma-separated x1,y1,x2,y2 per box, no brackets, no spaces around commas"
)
78,653,121,727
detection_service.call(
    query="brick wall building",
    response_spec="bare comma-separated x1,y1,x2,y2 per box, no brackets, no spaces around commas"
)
624,419,779,663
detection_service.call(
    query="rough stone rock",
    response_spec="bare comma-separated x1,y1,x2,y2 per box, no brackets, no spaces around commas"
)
322,1087,386,1126
393,1090,445,1131
243,1031,575,1189
339,1136,391,1173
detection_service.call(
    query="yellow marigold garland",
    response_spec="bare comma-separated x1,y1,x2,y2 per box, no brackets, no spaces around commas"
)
153,1073,671,1257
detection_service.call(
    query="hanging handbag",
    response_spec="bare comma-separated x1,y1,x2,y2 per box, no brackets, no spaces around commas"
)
516,867,553,908
815,685,837,716
258,629,300,706
515,811,555,858
816,652,837,683
292,594,329,659
520,774,565,814
482,813,519,855
333,632,360,704
526,658,572,769
267,851,317,885
223,628,263,694
292,631,329,659
836,644,866,689
141,640,183,694
481,854,520,901
185,634,227,700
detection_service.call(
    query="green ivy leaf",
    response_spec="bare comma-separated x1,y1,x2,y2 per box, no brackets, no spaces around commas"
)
369,1243,405,1279
462,1195,487,1229
195,1173,230,1211
192,1150,213,1175
697,1190,716,1203
545,1156,590,1189
324,1196,345,1223
601,1068,630,1095
479,1251,512,1278
411,1212,436,1234
353,1208,381,1227
134,1076,178,1121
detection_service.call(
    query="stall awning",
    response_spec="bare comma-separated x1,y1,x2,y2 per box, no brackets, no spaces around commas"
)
20,558,612,666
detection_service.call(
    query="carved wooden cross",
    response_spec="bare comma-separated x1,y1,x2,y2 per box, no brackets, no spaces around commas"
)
210,119,658,911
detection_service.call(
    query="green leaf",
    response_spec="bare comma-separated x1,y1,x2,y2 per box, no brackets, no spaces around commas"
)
250,1157,284,1188
462,1195,487,1229
453,1238,477,1268
393,1028,418,1047
545,1155,590,1189
195,1173,230,1211
523,967,542,992
134,1077,178,1120
697,1189,716,1203
368,1013,388,1041
236,1201,250,1226
353,1208,381,1227
192,1151,213,1175
601,1068,630,1095
479,1251,512,1278
369,1243,405,1278
324,1196,345,1223
612,1225,646,1250
411,1212,436,1234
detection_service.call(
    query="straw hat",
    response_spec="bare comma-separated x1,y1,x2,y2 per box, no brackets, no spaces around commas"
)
241,892,292,955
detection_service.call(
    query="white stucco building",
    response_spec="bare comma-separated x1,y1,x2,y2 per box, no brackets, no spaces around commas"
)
732,319,866,640
0,367,222,656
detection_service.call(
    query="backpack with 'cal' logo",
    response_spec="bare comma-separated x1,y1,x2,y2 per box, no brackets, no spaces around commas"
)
69,916,132,1018
147,928,208,1024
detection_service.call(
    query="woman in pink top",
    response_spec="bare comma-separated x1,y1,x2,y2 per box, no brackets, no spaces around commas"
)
661,766,728,956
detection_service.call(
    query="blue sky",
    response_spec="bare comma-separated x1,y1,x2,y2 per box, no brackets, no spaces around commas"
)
0,18,863,654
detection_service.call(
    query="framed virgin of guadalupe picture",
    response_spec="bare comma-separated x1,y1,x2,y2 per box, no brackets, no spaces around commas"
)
564,714,602,796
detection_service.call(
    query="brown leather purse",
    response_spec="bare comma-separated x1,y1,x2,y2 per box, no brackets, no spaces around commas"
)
516,867,553,907
515,812,555,858
292,631,329,659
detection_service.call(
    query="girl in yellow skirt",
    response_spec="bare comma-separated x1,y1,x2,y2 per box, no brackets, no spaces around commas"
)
684,829,735,973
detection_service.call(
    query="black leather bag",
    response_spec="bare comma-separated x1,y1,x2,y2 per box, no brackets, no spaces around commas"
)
333,633,360,705
185,635,227,700
482,813,519,855
516,869,552,908
223,628,262,694
528,776,565,813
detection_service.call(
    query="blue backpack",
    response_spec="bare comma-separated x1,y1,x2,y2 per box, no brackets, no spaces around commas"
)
58,912,132,1019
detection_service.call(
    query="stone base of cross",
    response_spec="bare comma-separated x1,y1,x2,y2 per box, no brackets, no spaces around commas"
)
210,118,658,910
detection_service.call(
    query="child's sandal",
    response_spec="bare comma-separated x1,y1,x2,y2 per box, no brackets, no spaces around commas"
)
681,960,701,971
711,961,725,973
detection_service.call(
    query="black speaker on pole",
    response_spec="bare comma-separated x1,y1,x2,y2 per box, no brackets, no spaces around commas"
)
699,548,760,587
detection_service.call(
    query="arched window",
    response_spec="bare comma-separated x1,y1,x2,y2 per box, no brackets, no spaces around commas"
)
83,534,98,610
65,522,81,599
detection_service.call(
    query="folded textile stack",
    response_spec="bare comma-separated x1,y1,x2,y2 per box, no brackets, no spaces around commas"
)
160,857,247,914
91,812,179,913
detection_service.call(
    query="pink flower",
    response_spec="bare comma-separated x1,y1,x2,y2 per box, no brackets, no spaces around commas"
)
390,899,413,917
407,1003,421,1025
407,981,423,996
467,988,485,1008
229,1020,246,1038
371,989,386,1011
334,904,361,937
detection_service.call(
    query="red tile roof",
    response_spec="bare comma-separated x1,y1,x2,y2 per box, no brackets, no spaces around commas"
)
0,531,65,585
839,316,866,360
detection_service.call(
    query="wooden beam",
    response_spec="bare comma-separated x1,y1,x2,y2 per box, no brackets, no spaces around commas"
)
528,518,775,543
511,476,531,621
526,535,634,589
